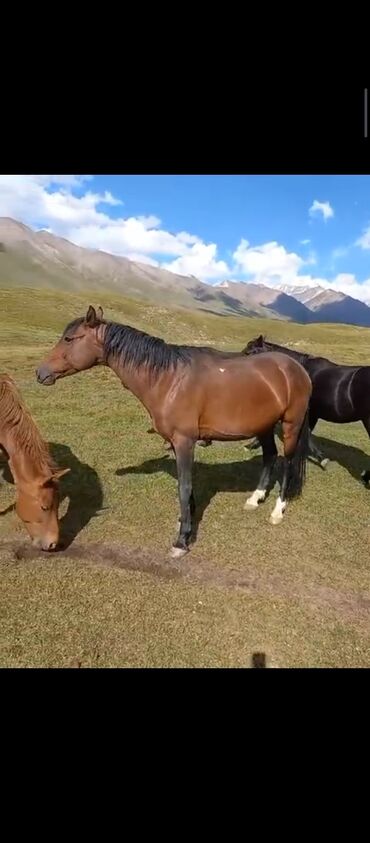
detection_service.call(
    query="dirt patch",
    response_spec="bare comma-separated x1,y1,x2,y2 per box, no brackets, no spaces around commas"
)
3,537,370,624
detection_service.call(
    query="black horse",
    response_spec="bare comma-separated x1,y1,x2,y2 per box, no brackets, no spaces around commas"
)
243,335,370,483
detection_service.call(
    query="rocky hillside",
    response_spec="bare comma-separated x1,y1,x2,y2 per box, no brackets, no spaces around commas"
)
1,218,370,327
0,218,309,321
278,283,370,327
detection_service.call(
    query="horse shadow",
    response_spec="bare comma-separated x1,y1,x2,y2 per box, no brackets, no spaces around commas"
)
116,452,267,540
255,428,370,484
312,433,370,485
0,443,104,548
116,432,370,539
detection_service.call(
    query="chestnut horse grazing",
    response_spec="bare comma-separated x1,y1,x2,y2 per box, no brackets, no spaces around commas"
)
36,307,312,557
0,374,69,549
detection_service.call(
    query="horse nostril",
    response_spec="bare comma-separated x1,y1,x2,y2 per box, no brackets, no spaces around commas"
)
36,365,54,385
47,542,57,551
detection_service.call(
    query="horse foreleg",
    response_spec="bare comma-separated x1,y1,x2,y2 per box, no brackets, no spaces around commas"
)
245,432,277,510
171,437,195,558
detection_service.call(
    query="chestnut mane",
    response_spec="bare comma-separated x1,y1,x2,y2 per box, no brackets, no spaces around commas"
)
0,374,56,475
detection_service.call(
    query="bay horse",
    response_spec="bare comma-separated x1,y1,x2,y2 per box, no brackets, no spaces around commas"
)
0,374,69,549
244,335,370,482
36,306,312,557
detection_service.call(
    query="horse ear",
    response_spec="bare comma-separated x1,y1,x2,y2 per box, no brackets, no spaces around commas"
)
42,468,71,487
52,468,71,480
97,306,104,321
257,335,264,345
86,305,97,326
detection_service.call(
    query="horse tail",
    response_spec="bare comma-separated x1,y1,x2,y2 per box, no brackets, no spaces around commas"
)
286,408,310,499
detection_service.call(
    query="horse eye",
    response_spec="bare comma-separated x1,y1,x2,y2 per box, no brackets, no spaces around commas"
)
41,505,50,512
65,336,73,343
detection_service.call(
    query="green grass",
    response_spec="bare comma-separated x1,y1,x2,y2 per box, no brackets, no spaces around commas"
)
1,286,370,667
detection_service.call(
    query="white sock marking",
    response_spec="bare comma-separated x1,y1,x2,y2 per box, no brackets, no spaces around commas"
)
270,496,286,525
245,488,266,509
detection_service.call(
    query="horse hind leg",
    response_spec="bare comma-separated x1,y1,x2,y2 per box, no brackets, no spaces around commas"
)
245,432,277,510
270,457,290,525
308,432,329,469
361,417,370,486
270,410,309,525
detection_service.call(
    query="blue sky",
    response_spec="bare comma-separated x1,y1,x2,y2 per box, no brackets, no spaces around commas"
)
1,174,370,300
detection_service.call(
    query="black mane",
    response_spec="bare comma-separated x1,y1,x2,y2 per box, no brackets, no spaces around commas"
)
246,337,316,365
103,321,192,374
267,340,315,362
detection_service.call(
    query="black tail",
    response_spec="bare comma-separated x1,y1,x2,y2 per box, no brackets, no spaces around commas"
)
286,409,310,499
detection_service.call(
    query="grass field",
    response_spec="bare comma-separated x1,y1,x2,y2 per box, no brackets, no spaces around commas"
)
1,287,370,668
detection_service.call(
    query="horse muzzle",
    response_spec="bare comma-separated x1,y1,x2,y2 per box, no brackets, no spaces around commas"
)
32,537,58,552
36,365,56,386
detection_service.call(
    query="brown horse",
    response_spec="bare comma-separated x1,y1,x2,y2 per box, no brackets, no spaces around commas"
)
36,306,312,557
0,374,69,549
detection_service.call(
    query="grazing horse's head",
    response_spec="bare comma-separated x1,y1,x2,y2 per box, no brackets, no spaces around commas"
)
15,467,69,551
36,306,105,386
0,374,70,550
242,335,267,355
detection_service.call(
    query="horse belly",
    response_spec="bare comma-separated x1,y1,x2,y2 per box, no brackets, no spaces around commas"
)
313,381,362,423
311,366,364,423
198,379,280,440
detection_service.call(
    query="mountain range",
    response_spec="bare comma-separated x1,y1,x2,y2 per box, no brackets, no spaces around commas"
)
1,217,370,327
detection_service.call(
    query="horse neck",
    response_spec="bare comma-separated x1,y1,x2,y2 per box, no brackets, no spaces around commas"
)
106,354,167,412
1,426,47,488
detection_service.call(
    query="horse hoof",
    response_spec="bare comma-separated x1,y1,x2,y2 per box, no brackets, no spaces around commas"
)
361,470,370,486
170,546,189,559
244,500,259,510
244,489,266,509
320,458,329,470
269,513,284,525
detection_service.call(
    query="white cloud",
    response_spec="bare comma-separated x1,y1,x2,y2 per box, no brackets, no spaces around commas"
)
300,239,311,245
126,253,159,267
163,243,230,280
233,239,304,284
309,200,334,221
0,175,116,230
137,215,161,229
325,273,370,302
65,220,204,261
356,224,370,249
333,273,356,287
232,237,370,303
0,174,230,281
